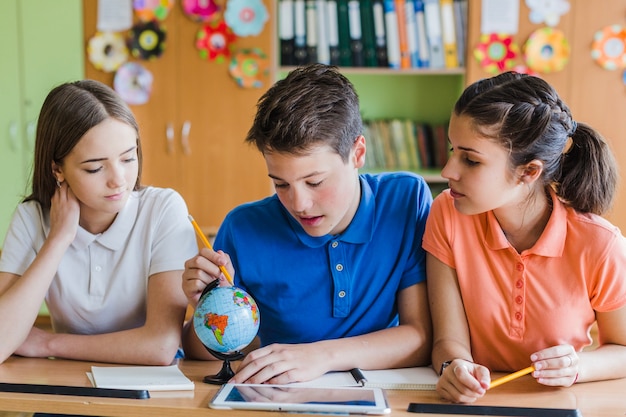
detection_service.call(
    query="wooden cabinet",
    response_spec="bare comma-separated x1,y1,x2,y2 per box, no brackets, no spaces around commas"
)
465,0,626,231
83,1,273,232
0,0,84,245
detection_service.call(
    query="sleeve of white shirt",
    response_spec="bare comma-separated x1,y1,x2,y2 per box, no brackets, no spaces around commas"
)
146,188,198,276
0,202,45,276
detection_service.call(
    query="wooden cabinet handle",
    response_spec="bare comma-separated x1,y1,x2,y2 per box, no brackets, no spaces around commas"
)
25,121,36,151
166,122,174,154
8,121,18,151
181,120,191,155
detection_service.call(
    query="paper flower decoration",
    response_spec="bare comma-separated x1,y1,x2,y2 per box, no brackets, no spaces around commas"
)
196,20,237,62
591,25,626,70
229,48,269,88
224,0,269,37
524,27,570,73
525,0,570,27
182,0,221,23
473,33,520,74
129,20,167,60
133,0,175,22
88,32,129,73
114,62,153,105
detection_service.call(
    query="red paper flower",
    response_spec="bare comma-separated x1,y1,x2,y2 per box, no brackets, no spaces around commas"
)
473,33,520,74
196,20,237,62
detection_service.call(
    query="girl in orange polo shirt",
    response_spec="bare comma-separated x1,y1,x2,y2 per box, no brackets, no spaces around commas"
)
423,72,626,403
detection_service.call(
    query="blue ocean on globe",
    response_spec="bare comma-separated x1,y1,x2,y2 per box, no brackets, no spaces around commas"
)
193,286,260,354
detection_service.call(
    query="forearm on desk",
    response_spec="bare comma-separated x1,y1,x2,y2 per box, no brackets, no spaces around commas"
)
18,274,188,365
22,321,182,365
318,322,432,372
0,239,69,363
577,344,626,382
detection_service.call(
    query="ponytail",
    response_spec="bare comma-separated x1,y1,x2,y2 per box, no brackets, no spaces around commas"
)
557,123,618,215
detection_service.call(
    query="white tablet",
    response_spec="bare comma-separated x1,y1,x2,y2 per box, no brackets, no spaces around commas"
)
210,383,391,415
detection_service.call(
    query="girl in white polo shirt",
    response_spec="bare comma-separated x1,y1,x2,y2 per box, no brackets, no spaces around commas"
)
0,80,197,365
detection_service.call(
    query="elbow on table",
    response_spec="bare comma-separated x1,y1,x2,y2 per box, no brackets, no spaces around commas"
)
413,328,434,367
144,352,180,366
141,340,183,366
0,351,12,365
0,340,24,364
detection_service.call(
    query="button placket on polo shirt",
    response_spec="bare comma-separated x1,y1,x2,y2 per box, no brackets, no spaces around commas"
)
88,245,105,297
329,240,350,317
510,259,526,339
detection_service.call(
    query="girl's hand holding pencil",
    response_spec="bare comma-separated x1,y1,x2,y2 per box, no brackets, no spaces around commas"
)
489,366,535,389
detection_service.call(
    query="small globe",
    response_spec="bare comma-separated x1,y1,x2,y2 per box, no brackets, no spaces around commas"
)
193,285,260,355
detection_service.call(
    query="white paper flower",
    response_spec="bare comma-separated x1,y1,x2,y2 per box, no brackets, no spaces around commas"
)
526,0,570,27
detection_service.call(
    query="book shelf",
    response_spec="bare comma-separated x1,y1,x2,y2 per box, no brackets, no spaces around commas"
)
273,1,466,193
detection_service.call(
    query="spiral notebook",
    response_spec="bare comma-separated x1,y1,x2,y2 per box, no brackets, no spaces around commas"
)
294,366,439,390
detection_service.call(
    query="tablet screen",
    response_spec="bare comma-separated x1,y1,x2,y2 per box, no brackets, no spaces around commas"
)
210,383,391,415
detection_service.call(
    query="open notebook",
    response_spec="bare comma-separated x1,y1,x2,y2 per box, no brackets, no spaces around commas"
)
293,366,439,390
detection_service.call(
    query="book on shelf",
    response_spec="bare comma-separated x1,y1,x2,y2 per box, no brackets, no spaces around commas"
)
403,118,421,170
278,0,295,66
395,0,411,69
293,366,439,390
453,0,467,67
360,0,378,66
372,0,389,67
315,0,331,64
415,123,433,169
347,0,365,66
439,0,459,68
383,0,401,69
413,0,431,67
364,120,388,169
89,365,194,391
432,122,450,168
390,118,411,170
327,0,341,65
337,0,352,66
404,0,420,68
376,119,397,169
293,0,308,65
305,0,319,64
423,0,445,68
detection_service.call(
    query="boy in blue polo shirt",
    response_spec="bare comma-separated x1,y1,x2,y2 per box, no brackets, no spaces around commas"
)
182,64,433,384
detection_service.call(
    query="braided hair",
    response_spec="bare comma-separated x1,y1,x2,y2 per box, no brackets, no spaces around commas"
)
454,72,617,215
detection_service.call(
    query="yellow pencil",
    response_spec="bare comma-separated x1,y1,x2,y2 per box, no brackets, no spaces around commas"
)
188,215,234,286
489,366,535,389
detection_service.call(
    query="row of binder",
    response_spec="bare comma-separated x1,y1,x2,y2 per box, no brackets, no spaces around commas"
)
363,119,449,172
278,0,467,69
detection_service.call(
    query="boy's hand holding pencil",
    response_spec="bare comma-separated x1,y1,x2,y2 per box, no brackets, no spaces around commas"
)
188,215,234,286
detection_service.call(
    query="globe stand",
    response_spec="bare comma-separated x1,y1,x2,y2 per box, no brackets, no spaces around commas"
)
195,280,258,385
203,349,245,385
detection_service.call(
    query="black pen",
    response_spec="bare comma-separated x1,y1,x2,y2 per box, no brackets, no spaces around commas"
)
350,368,367,386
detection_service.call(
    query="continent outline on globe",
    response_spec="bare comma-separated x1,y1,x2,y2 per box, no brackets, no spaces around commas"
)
193,285,260,355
